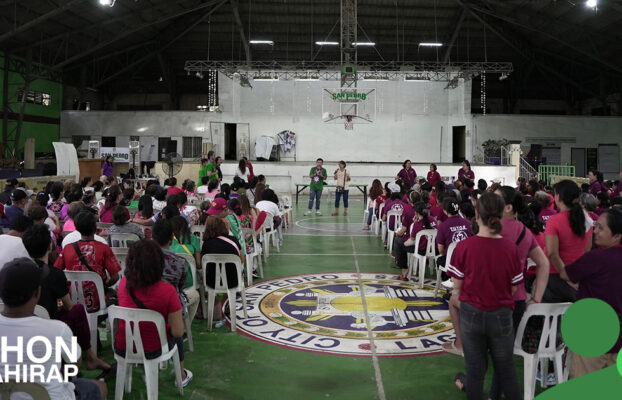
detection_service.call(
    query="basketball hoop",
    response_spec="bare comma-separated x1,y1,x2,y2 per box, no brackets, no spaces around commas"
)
343,115,354,131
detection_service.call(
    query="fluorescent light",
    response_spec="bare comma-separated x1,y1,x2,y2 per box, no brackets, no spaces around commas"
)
586,0,597,8
315,41,339,46
353,42,375,46
419,42,443,47
404,76,430,82
253,77,279,81
295,78,320,81
249,40,274,45
98,0,115,6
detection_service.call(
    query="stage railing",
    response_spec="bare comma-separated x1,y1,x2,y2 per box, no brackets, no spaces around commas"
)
538,165,575,185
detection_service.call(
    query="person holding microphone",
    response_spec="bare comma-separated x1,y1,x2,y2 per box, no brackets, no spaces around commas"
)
332,161,351,216
305,158,327,216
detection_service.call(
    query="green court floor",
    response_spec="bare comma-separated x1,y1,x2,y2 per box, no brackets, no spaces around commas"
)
92,198,528,400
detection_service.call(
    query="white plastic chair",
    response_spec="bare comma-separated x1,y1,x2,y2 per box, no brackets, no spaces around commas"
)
0,382,50,400
0,303,49,319
375,202,384,236
434,241,458,298
108,305,183,400
190,225,204,248
386,210,402,253
201,254,247,332
280,195,293,228
514,302,572,400
261,212,280,261
109,232,140,248
407,229,438,288
111,248,129,280
363,197,377,227
175,253,201,353
242,227,264,286
64,270,108,354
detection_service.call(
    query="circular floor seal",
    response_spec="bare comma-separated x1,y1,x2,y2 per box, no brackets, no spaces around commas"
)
225,272,455,357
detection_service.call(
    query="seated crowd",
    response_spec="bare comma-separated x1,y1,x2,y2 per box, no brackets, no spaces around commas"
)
366,161,622,397
0,157,289,399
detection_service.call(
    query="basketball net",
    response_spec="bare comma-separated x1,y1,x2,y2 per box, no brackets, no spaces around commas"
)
344,115,354,131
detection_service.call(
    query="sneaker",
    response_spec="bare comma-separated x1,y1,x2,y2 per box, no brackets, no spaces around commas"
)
252,271,260,278
181,369,193,387
315,211,322,216
214,320,225,328
441,279,454,289
362,226,371,231
304,210,312,216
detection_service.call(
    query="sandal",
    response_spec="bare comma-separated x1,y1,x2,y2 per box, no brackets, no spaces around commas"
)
442,341,464,356
96,363,117,382
454,372,466,392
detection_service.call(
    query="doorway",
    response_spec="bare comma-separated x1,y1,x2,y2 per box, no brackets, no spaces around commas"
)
224,123,237,160
571,148,586,177
452,126,466,163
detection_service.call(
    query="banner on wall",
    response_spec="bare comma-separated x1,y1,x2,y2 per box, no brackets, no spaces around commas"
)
100,147,129,163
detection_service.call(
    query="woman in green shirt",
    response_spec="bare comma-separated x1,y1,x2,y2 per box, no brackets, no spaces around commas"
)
169,216,201,289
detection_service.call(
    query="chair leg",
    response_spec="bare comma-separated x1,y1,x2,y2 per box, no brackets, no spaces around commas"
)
241,288,248,318
257,255,264,278
434,269,442,298
228,290,237,332
126,363,133,393
419,258,426,289
207,291,215,331
172,351,183,396
554,354,565,384
144,361,160,400
87,314,98,356
245,255,252,286
523,356,538,400
183,314,194,352
115,360,128,400
540,358,549,388
198,284,208,321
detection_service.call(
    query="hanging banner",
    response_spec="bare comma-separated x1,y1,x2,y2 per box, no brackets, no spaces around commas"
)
100,147,130,163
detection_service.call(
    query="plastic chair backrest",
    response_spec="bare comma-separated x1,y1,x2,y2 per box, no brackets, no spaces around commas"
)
108,305,172,363
241,227,259,254
514,302,571,357
387,210,402,230
176,252,198,290
200,253,244,292
109,232,140,248
264,212,275,231
281,195,292,208
0,382,50,400
190,225,204,239
64,270,107,314
442,241,458,272
414,229,437,256
111,248,129,277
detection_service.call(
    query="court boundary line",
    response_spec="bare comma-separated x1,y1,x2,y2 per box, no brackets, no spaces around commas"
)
350,236,386,400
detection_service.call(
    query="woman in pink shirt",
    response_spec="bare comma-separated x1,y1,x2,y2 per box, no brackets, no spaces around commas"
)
395,160,417,188
427,163,441,187
544,180,593,303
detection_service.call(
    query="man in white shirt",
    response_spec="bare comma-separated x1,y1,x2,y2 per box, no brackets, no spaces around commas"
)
0,258,106,399
0,215,32,270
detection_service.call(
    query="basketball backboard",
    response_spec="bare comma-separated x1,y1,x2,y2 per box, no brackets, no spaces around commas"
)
322,88,376,124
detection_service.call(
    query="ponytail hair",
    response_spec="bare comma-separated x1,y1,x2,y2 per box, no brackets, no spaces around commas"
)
414,202,432,229
442,197,460,216
476,192,504,234
554,180,585,237
408,191,421,205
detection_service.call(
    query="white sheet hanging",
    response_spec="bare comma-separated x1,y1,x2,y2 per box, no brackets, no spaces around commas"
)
255,136,276,159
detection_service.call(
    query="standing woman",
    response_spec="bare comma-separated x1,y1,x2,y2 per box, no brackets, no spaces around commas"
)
544,179,593,303
332,161,351,216
101,156,114,179
457,160,475,186
427,164,441,187
396,160,417,188
447,193,523,400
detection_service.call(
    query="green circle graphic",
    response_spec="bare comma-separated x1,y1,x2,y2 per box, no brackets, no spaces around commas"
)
617,349,622,377
561,298,620,357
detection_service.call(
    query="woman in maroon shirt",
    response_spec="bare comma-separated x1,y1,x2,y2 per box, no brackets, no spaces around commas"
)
457,160,475,185
447,192,523,399
395,159,417,188
427,163,441,187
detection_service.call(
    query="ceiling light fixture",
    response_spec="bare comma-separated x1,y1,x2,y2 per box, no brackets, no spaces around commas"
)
419,42,443,47
353,42,375,46
315,41,339,46
98,0,116,6
586,0,597,9
249,40,274,45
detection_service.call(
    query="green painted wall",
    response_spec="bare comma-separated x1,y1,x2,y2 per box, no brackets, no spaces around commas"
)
0,52,62,155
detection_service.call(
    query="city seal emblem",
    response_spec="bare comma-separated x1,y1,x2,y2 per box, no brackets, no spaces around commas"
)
225,272,455,357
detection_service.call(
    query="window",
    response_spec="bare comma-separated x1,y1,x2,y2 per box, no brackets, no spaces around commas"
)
182,137,202,158
17,89,51,106
102,137,116,147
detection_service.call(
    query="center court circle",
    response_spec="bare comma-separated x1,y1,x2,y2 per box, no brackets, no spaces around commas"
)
225,272,455,357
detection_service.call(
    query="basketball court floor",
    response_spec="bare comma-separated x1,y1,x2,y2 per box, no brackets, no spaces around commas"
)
92,199,521,400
